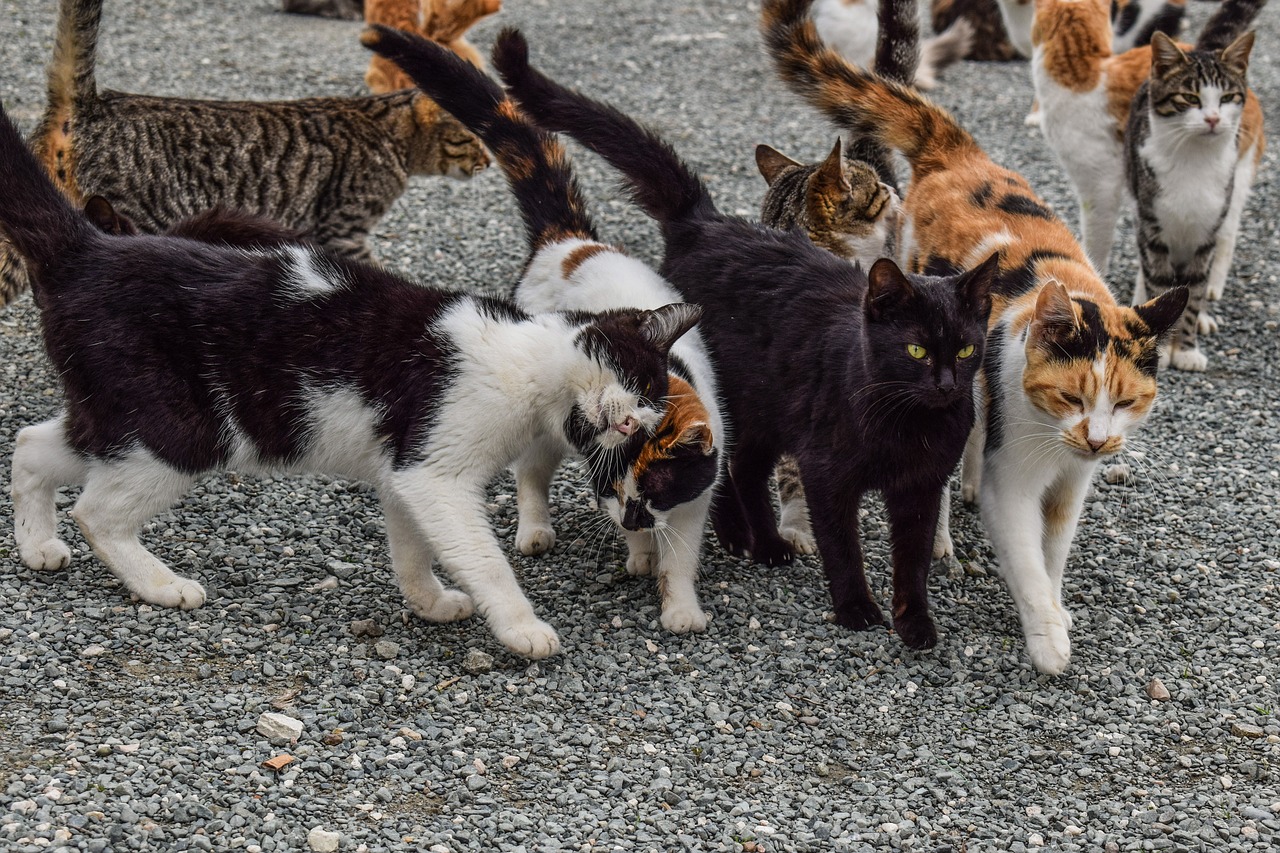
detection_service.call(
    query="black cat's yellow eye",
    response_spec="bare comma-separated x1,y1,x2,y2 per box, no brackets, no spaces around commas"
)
907,344,927,359
957,344,975,359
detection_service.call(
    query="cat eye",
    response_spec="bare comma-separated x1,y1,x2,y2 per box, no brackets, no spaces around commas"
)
1114,399,1135,410
957,344,975,359
1062,393,1083,408
907,344,927,359
1183,93,1201,106
1221,93,1240,103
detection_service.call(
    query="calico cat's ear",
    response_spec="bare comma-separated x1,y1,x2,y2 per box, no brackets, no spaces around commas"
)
755,144,802,185
1028,281,1078,346
83,195,137,236
1219,31,1255,78
677,422,715,455
865,258,915,321
640,303,703,353
1133,286,1189,340
1150,32,1189,79
956,252,999,318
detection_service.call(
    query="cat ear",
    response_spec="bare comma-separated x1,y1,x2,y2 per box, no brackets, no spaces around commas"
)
1150,32,1188,79
640,303,703,353
865,258,915,321
677,422,715,455
1219,31,1255,78
1029,281,1078,345
956,252,998,318
813,138,851,191
83,195,137,236
1133,286,1189,340
755,144,801,185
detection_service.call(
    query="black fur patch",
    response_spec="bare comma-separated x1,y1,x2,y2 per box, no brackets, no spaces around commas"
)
983,323,1007,454
993,250,1073,299
640,449,719,512
996,194,1055,220
969,181,995,208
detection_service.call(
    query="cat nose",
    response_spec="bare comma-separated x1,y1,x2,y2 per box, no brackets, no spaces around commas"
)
935,367,956,392
1087,437,1106,453
1205,114,1220,130
615,416,637,435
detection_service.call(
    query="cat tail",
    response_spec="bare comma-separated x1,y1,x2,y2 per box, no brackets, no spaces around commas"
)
360,25,598,249
915,18,973,90
1196,0,1266,52
875,0,920,86
491,28,718,227
0,104,93,287
46,0,102,113
762,0,978,180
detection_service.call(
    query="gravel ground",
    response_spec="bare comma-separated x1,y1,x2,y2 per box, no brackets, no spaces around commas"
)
1,0,1279,850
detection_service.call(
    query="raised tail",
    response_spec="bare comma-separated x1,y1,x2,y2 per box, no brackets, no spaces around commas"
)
875,0,921,86
915,17,973,90
361,24,596,249
762,0,977,179
0,103,92,291
1197,0,1266,52
491,28,717,226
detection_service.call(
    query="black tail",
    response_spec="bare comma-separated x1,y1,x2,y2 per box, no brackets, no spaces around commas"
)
0,104,90,288
491,28,717,226
1197,0,1266,52
361,24,597,250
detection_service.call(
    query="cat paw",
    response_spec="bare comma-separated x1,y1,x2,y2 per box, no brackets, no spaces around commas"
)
1024,622,1071,675
1170,347,1208,372
626,550,657,577
407,588,475,623
515,523,555,556
712,524,753,560
1206,281,1224,301
137,577,207,610
779,524,816,556
894,610,939,650
960,482,980,506
832,599,888,632
660,602,709,634
749,533,794,568
19,538,71,571
1024,110,1043,130
493,617,561,659
932,531,955,560
1197,312,1219,336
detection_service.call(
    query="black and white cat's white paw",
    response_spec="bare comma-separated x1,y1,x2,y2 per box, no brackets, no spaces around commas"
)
134,576,207,610
515,523,556,556
493,617,561,659
1024,614,1071,675
1197,312,1219,336
19,538,72,571
406,588,475,623
660,601,709,634
931,530,955,561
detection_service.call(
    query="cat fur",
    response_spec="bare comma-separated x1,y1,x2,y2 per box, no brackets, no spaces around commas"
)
815,0,974,89
364,0,501,93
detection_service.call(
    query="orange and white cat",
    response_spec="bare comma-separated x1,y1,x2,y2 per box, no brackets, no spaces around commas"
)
364,0,500,92
764,0,1187,674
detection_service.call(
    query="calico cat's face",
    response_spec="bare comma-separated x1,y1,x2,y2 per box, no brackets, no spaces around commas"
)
1020,282,1186,458
600,376,718,531
862,256,997,409
1149,31,1253,139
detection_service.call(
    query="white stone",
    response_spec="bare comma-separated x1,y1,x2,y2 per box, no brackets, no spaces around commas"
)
307,827,340,852
256,712,304,743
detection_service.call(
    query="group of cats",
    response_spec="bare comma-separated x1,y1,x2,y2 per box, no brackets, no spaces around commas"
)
0,0,1260,676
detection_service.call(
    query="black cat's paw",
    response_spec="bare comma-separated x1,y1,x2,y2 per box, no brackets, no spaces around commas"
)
712,519,753,559
894,610,939,650
749,531,794,567
832,600,888,632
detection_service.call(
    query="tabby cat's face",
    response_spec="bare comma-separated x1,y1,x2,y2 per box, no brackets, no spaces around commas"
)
411,99,491,178
1149,31,1252,139
600,376,718,532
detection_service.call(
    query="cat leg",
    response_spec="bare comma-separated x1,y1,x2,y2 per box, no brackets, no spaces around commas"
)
960,417,985,505
932,484,953,560
11,417,87,571
728,448,793,567
802,470,885,631
653,494,711,634
1041,467,1093,634
775,455,816,555
1169,269,1211,373
886,483,945,649
512,438,561,556
623,529,658,577
69,452,205,609
391,473,559,658
1206,152,1256,303
710,473,753,559
381,492,474,623
1077,168,1125,276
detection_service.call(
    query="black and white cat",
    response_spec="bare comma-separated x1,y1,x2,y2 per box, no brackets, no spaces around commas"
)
0,103,699,659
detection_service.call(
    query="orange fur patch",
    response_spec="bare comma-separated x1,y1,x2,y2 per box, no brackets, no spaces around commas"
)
364,0,500,93
559,243,617,278
1031,0,1110,92
631,376,713,481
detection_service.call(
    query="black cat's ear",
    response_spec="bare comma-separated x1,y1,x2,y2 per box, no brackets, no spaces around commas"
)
640,303,702,353
1133,286,1189,340
1028,281,1078,347
1219,31,1255,78
865,258,915,321
83,195,137,236
755,144,801,185
1150,32,1188,79
956,252,999,319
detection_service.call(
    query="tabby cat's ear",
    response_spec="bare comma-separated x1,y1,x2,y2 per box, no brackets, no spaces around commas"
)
640,303,703,353
957,252,999,318
1150,32,1188,79
83,195,137,236
813,138,851,193
1133,286,1189,340
1219,31,1255,78
754,144,802,185
677,422,715,455
1028,281,1078,347
865,258,915,321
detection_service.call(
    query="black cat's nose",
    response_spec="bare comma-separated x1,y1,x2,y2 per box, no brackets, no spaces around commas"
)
622,498,654,531
935,366,956,393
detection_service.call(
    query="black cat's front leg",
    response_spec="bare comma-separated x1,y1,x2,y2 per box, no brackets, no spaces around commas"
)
884,484,944,650
726,446,793,567
803,473,886,631
711,474,753,559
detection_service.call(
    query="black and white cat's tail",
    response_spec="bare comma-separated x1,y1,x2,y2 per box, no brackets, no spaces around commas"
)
491,29,718,228
1196,0,1266,52
361,25,598,250
0,104,92,287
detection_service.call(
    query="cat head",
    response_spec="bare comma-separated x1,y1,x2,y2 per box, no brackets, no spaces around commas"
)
599,375,718,532
566,303,703,457
1148,31,1253,138
1021,282,1188,457
408,96,491,178
861,254,998,409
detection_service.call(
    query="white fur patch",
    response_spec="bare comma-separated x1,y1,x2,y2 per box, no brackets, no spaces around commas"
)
280,245,344,300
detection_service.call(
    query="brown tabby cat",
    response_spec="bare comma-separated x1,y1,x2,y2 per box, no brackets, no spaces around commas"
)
0,0,489,308
364,0,502,92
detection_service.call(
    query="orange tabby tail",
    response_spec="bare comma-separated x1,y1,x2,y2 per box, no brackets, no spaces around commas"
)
762,0,977,178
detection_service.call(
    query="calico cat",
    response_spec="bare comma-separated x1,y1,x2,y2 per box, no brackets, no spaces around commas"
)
0,101,700,659
363,25,725,633
763,0,1188,673
282,0,364,20
1031,0,1264,278
1125,31,1259,371
364,0,501,93
1111,0,1186,54
494,27,999,651
932,0,1022,61
0,0,490,308
815,0,973,89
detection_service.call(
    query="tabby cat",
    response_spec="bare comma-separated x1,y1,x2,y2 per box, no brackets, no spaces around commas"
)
1030,0,1264,279
1126,31,1259,371
1112,0,1186,53
0,0,489,307
364,0,501,92
82,196,306,248
764,0,1187,674
814,0,973,89
0,101,699,659
364,24,725,633
495,27,999,651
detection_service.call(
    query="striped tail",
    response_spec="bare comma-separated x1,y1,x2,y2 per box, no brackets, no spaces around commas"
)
1197,0,1266,52
762,0,977,179
491,28,717,227
361,24,596,250
875,0,921,86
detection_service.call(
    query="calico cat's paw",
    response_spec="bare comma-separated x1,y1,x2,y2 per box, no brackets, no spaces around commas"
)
515,523,556,556
1025,625,1071,675
1197,312,1219,336
407,588,475,623
138,577,207,610
660,602,709,634
931,531,954,560
20,538,72,571
494,617,561,659
832,599,888,632
779,524,817,556
626,550,657,577
1170,347,1208,372
894,610,939,650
